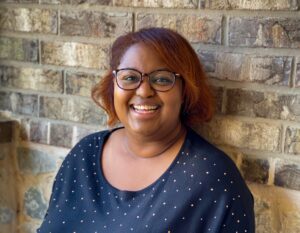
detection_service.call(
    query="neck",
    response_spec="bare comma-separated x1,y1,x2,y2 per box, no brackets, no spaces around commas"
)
122,124,186,159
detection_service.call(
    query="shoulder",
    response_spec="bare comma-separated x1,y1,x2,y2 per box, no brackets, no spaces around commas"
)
183,127,252,197
52,129,109,185
76,130,109,146
70,129,110,152
184,127,237,170
61,129,109,165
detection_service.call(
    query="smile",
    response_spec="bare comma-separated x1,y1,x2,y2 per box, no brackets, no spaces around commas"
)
132,105,160,112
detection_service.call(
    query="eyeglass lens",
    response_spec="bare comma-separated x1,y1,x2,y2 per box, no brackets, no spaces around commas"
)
116,69,176,91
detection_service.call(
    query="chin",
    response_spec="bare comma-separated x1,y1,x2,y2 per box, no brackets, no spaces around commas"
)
132,126,157,136
127,122,160,137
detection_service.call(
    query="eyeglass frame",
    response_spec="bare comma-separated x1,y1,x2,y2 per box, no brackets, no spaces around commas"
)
112,68,181,92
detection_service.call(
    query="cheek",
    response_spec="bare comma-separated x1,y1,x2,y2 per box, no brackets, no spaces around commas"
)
113,84,122,116
113,84,132,115
162,89,183,115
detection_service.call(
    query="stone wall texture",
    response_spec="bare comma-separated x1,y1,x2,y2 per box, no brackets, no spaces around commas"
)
0,0,299,232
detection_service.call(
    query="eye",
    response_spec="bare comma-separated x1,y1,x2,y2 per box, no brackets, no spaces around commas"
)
124,75,139,81
151,76,174,86
119,74,140,83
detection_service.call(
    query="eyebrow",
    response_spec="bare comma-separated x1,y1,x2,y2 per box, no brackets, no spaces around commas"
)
116,67,172,72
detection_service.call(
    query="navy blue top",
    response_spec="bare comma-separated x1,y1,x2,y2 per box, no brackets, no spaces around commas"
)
38,127,255,233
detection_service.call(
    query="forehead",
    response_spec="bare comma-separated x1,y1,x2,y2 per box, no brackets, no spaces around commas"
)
118,43,168,72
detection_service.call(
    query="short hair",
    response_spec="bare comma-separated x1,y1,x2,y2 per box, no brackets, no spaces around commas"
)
92,27,214,127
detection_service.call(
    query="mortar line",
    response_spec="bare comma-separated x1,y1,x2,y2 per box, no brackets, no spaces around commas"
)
268,158,276,186
221,87,227,114
197,0,201,9
1,31,115,44
57,7,61,36
37,91,40,120
208,78,300,94
235,152,243,170
280,123,287,154
71,125,77,147
132,11,136,32
212,114,300,127
221,15,228,46
0,112,103,128
291,56,298,88
63,70,67,95
47,121,51,145
38,39,42,65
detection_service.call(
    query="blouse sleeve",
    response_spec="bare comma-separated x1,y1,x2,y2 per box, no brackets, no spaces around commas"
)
219,192,255,233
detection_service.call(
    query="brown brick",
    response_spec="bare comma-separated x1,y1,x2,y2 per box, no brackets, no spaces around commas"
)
30,120,49,144
0,144,9,160
279,209,300,233
115,0,197,8
196,117,281,151
136,13,222,44
210,86,223,113
198,51,291,86
296,62,300,87
66,71,101,97
13,93,39,117
17,147,57,174
198,51,216,73
0,91,11,111
60,11,132,38
226,89,300,122
0,0,38,3
254,197,276,233
275,160,300,191
74,125,99,145
0,66,63,93
0,92,38,117
49,123,73,148
19,118,30,141
40,0,61,3
19,223,42,233
229,17,300,48
0,8,57,34
241,157,269,184
39,96,106,124
41,41,109,69
41,0,112,4
200,0,298,10
0,37,38,62
285,127,300,155
0,121,14,143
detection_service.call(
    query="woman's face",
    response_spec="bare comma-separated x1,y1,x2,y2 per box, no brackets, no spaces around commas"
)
113,43,183,137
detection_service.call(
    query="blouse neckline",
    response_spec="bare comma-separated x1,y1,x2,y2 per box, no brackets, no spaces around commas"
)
95,127,189,196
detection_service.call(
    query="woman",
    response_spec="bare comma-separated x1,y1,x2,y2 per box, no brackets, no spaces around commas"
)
38,28,255,233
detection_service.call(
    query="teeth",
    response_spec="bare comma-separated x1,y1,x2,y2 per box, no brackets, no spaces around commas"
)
133,105,158,111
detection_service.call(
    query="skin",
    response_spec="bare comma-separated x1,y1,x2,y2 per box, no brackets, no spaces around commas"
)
102,43,186,191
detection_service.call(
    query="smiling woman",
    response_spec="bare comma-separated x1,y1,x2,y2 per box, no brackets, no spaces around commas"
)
37,28,255,233
112,43,183,147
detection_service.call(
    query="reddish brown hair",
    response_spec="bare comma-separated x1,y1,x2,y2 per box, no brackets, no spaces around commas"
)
92,27,214,127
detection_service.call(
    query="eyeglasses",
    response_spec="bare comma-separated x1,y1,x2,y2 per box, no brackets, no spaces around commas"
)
113,68,181,92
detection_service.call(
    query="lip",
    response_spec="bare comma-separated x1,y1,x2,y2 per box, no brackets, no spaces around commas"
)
129,104,161,119
132,104,159,111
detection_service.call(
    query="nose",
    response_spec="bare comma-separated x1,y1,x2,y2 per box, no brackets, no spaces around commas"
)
135,75,155,98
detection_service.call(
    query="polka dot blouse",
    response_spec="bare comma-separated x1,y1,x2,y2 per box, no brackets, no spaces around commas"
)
38,127,255,233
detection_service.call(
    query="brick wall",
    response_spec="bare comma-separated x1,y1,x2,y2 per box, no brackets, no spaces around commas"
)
0,0,299,232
